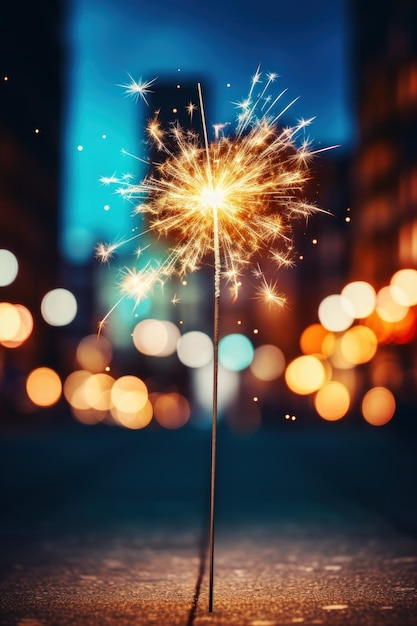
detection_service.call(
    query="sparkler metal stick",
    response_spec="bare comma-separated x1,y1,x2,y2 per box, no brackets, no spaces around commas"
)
197,81,220,612
209,282,219,613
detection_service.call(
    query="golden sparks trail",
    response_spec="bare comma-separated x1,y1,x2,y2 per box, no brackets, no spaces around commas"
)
97,68,332,329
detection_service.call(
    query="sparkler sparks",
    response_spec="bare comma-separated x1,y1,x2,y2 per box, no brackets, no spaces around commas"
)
186,101,197,120
118,73,157,104
97,69,331,323
256,276,286,308
95,242,118,263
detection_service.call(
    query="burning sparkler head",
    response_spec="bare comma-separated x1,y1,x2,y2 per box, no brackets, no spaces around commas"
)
97,69,331,317
132,117,317,283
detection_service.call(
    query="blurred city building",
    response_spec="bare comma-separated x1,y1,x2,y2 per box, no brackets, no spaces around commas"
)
349,0,417,285
346,0,417,409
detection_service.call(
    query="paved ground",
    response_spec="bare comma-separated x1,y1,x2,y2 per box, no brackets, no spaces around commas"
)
1,415,417,625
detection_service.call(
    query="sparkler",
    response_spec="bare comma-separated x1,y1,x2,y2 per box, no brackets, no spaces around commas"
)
97,68,332,611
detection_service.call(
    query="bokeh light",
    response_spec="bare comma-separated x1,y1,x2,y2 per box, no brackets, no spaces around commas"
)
153,392,190,429
340,325,378,365
177,331,213,368
41,288,77,326
63,370,93,410
192,362,239,417
390,268,417,306
1,304,33,348
111,375,148,413
250,344,285,381
0,249,18,286
0,303,23,343
314,381,350,421
390,309,417,344
363,311,394,344
219,333,254,371
300,323,332,355
111,399,153,429
361,386,396,426
132,319,180,356
285,355,326,395
64,369,116,424
341,281,376,318
321,332,337,358
365,308,417,344
318,294,354,332
76,334,113,372
0,302,33,348
84,373,114,410
376,285,409,323
26,367,62,407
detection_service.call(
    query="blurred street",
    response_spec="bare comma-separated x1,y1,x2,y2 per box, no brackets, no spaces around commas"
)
1,415,417,625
